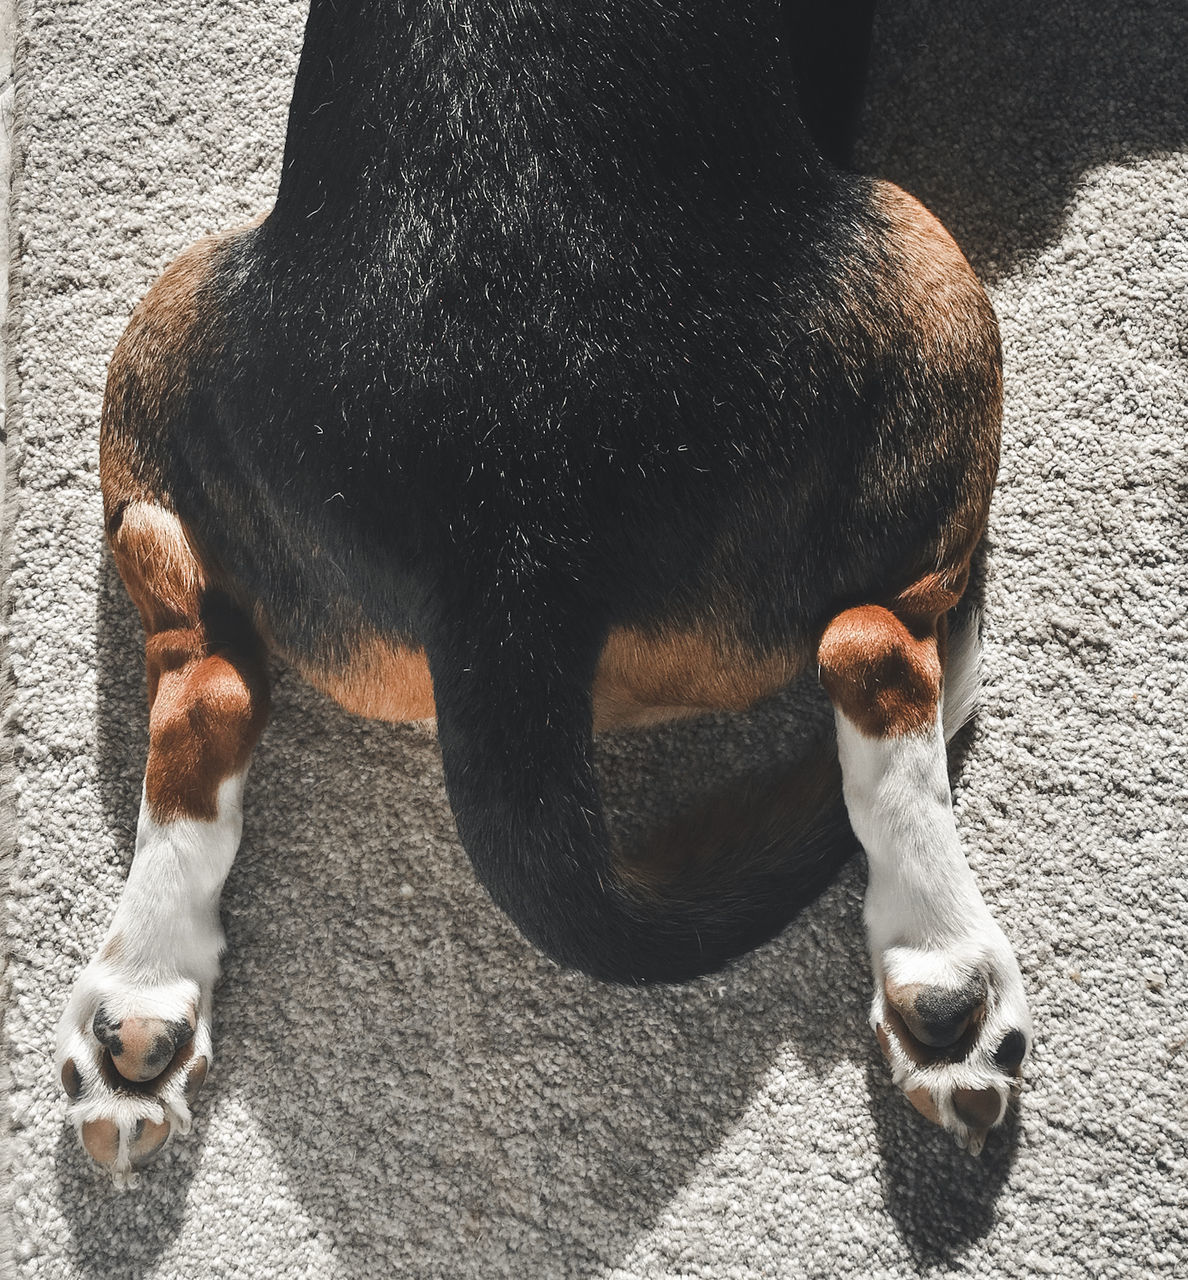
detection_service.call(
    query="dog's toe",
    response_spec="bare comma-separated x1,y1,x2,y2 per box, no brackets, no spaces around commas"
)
183,1055,209,1106
992,1028,1028,1071
129,1116,172,1167
81,1117,121,1167
61,1057,85,1100
78,1109,174,1185
952,1083,1005,1129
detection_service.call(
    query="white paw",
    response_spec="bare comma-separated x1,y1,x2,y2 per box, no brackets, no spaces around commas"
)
870,921,1032,1155
55,951,213,1188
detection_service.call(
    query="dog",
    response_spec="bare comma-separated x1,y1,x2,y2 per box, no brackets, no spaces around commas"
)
56,0,1031,1186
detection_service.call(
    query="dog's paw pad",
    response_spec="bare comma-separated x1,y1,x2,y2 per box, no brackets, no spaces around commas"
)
130,1116,172,1167
878,1027,1013,1155
884,974,986,1050
78,1110,174,1187
92,1006,196,1083
992,1028,1028,1071
952,1084,1005,1129
183,1056,208,1106
81,1118,121,1167
61,1058,85,1100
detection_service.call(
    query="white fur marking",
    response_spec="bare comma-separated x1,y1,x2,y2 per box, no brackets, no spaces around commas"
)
114,773,247,983
941,608,983,743
832,622,1032,1149
55,771,246,1185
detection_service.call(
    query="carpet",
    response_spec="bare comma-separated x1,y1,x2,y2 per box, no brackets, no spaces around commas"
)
4,2,1186,1276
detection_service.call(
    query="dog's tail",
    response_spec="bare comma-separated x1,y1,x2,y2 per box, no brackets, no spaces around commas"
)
426,600,860,984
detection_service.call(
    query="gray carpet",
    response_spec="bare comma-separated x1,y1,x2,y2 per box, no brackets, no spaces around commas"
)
4,1,1186,1276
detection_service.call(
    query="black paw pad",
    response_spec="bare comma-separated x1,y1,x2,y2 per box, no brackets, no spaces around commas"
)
993,1029,1028,1071
144,1018,195,1074
909,974,987,1048
60,1058,85,1100
91,1007,125,1056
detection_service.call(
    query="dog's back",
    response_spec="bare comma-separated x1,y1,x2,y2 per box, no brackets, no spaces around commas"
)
114,7,994,658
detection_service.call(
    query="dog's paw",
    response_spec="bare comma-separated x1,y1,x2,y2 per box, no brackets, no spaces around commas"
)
871,931,1032,1156
55,957,212,1188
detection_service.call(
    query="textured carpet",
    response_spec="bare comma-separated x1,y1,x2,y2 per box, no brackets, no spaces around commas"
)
4,2,1186,1276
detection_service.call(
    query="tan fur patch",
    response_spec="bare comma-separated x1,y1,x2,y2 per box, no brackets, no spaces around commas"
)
893,566,969,621
99,219,276,826
145,637,269,822
871,181,1003,573
109,501,206,633
593,628,804,731
102,501,266,822
105,504,268,823
100,214,268,558
818,604,941,738
101,237,228,529
302,625,803,731
299,635,437,722
875,183,988,359
99,934,125,964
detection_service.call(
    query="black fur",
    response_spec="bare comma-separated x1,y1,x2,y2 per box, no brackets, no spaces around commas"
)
117,2,999,982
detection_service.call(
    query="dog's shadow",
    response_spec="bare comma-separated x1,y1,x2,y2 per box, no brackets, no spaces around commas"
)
856,0,1188,282
58,555,1014,1279
55,0,1184,1272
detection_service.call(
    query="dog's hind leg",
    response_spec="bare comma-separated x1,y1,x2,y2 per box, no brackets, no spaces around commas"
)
56,501,269,1186
818,585,1032,1153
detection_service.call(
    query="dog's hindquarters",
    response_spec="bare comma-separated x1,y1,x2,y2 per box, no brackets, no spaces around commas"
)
59,150,1028,1175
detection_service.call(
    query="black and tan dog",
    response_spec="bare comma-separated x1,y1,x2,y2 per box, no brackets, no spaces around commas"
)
56,1,1031,1185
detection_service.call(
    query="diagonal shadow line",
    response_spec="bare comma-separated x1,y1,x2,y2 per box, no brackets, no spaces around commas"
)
857,0,1188,283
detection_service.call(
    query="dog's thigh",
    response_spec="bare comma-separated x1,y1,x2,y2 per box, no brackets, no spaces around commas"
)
818,600,1032,1153
56,502,269,1186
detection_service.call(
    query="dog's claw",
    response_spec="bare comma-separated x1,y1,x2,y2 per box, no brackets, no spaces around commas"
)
965,1129,987,1157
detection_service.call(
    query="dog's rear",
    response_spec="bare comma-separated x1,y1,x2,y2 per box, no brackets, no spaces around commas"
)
58,0,1031,1185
